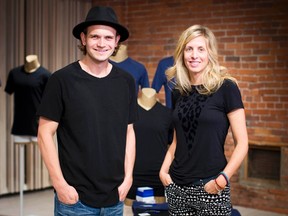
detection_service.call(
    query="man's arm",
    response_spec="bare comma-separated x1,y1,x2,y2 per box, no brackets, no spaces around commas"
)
118,123,136,201
37,117,78,204
159,130,176,186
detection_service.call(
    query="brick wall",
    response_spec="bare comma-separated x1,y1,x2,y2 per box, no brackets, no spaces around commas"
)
94,0,288,213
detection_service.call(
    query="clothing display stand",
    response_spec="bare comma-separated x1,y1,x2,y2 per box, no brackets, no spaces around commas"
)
18,143,25,216
16,141,34,216
4,54,51,216
13,135,41,216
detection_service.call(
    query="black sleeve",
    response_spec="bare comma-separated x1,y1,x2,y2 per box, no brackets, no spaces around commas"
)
222,80,244,113
36,73,63,122
4,70,15,94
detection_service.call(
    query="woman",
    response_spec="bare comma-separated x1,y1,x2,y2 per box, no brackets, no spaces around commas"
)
159,24,248,215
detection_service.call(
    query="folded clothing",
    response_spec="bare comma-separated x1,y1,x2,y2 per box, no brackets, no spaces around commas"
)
132,201,169,216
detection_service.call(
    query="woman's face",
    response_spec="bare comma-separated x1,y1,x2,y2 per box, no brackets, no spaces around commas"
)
183,35,209,75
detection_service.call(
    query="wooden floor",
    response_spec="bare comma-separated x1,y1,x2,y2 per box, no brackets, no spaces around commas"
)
0,188,286,216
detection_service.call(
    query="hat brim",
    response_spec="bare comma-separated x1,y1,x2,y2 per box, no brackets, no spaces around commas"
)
72,21,129,42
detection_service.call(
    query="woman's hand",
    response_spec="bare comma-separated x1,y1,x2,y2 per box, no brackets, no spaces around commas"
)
204,174,228,195
159,171,173,186
204,179,223,195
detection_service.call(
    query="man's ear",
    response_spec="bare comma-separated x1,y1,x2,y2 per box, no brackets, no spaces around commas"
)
116,35,121,44
80,32,86,45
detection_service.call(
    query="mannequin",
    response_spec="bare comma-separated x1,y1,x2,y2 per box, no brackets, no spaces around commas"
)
137,88,157,111
5,54,51,139
109,44,128,62
152,56,174,108
5,54,51,216
109,44,149,94
125,87,174,206
14,55,39,143
24,55,41,73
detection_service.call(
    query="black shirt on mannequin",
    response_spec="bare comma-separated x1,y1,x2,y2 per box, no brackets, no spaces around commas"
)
127,101,173,198
5,63,51,136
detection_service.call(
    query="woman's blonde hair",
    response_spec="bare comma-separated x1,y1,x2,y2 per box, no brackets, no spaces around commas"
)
166,24,237,95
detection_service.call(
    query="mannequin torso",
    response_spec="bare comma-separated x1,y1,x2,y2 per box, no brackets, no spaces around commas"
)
17,54,41,142
109,44,150,94
109,44,128,63
5,54,51,143
126,87,173,203
24,55,40,73
138,88,157,111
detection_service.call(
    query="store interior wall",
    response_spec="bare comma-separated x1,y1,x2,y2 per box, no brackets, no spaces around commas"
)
95,0,288,213
1,0,287,213
0,0,92,195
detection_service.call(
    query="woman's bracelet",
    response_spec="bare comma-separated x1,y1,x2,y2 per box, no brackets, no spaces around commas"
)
215,178,225,190
214,180,223,195
219,171,229,185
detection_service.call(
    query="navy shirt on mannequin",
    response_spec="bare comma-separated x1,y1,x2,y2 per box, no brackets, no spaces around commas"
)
110,57,149,94
110,44,149,94
152,56,174,108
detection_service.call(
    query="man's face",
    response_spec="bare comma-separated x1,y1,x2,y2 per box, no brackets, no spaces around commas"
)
81,25,120,63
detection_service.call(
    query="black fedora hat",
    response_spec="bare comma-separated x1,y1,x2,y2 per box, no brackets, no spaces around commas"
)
72,6,129,42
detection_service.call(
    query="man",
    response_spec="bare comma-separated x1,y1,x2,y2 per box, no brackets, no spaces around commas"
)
37,6,138,215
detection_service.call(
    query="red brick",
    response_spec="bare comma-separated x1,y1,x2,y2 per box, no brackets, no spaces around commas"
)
92,0,288,213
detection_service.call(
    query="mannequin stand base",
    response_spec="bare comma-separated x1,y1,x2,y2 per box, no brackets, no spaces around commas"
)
15,142,35,216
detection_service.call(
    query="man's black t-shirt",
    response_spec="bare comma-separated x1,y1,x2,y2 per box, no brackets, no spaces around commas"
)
37,61,138,208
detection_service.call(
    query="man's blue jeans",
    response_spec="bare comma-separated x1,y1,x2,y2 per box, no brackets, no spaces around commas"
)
54,193,123,216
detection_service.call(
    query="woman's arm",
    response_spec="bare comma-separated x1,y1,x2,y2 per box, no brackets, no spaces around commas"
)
206,108,249,193
220,108,249,183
